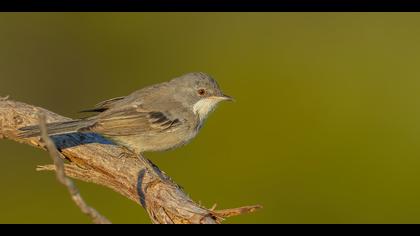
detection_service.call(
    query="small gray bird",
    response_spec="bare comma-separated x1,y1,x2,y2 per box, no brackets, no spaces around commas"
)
19,72,233,154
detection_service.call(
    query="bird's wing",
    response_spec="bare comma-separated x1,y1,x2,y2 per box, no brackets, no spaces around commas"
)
80,81,170,113
80,106,182,136
80,96,126,113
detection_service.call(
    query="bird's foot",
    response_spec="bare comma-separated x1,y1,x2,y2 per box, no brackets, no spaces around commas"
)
115,153,127,172
116,148,138,171
116,148,172,184
117,148,138,159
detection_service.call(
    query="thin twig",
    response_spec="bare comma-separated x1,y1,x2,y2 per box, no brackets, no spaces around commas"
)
213,205,263,218
38,112,111,224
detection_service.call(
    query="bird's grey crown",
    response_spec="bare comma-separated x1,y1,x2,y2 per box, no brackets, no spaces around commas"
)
170,72,222,94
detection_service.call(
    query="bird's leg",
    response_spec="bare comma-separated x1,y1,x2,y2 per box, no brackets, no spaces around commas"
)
116,148,154,174
117,146,135,159
116,148,134,171
116,147,172,184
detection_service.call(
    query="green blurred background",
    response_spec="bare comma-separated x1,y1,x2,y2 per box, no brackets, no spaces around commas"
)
1,13,420,223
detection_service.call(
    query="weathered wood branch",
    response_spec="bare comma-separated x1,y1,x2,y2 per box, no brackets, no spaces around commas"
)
0,97,261,224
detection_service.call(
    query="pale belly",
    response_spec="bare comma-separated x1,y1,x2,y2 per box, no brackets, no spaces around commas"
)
106,127,199,154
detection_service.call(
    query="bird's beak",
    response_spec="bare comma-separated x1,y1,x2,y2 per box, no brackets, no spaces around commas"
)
217,94,235,102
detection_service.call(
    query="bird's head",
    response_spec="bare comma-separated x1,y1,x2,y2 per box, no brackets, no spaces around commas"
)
170,72,233,122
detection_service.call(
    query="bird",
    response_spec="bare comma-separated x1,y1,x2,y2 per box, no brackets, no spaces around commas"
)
18,72,233,155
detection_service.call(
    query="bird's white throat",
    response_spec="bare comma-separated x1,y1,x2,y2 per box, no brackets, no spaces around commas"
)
193,97,221,122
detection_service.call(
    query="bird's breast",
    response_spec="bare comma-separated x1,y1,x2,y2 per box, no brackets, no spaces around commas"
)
109,119,200,153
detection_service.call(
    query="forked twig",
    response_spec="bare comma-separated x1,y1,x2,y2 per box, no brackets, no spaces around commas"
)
38,112,111,224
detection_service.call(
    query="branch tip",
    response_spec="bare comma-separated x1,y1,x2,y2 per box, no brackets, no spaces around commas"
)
213,204,263,218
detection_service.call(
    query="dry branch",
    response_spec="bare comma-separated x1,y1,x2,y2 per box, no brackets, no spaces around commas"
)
0,97,261,224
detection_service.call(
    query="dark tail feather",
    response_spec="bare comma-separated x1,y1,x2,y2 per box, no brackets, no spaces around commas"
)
18,120,90,138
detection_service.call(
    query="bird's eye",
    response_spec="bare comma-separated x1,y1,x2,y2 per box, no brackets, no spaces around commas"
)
197,89,206,96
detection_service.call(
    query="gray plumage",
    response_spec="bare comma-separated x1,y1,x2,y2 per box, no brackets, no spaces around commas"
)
18,72,232,154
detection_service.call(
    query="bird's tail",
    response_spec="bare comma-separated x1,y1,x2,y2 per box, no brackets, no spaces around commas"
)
18,119,91,138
